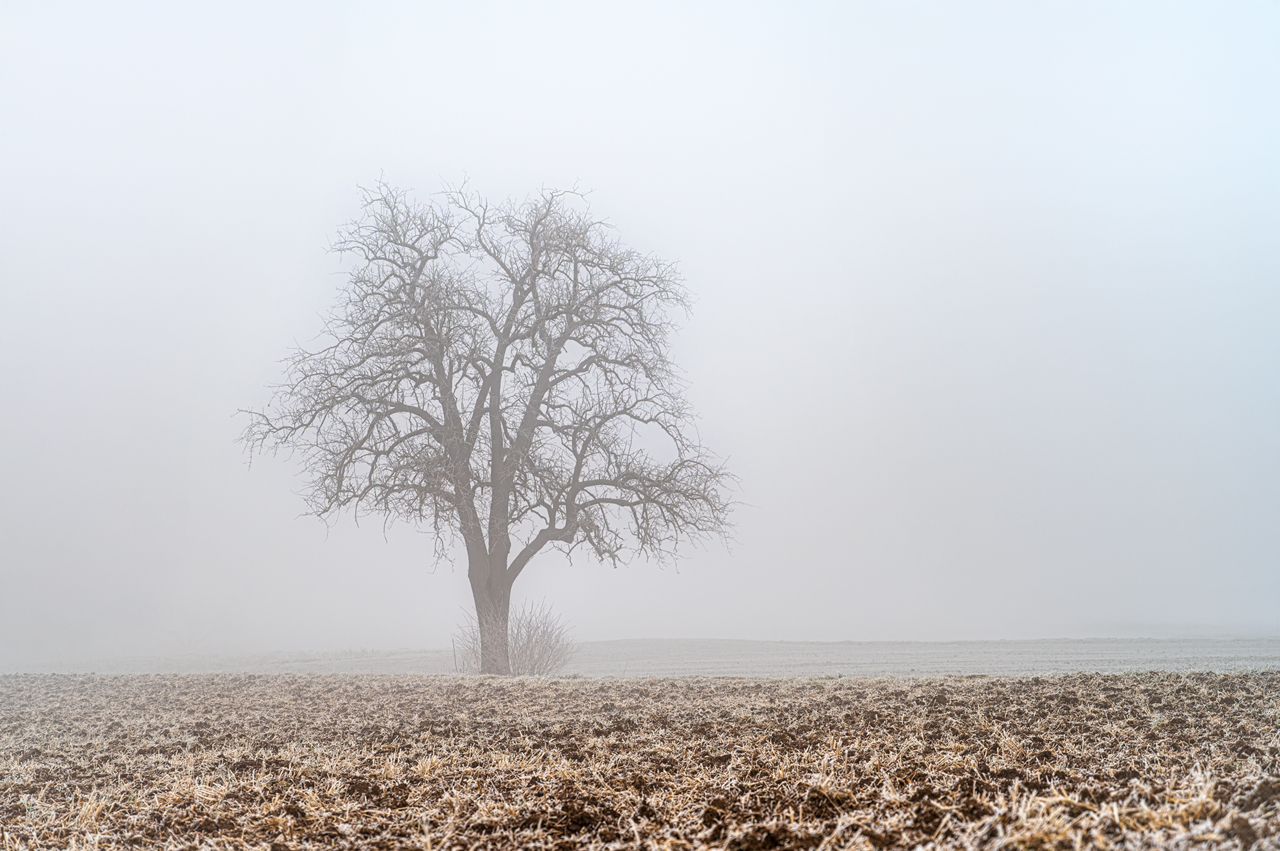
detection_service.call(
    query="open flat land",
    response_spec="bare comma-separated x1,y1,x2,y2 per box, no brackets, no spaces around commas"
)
19,638,1280,677
2,672,1278,849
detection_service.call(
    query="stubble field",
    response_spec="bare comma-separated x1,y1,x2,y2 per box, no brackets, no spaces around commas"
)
1,672,1277,849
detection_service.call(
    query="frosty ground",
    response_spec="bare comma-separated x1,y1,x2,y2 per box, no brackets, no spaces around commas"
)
2,671,1278,849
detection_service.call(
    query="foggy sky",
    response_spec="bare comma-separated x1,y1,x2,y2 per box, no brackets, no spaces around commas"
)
2,2,1277,665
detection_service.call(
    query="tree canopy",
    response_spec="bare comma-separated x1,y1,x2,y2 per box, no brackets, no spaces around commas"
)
244,183,733,672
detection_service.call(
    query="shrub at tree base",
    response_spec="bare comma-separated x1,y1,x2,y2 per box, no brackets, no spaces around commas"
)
452,599,576,675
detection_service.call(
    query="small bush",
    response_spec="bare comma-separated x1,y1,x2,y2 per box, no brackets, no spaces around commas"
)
452,600,576,675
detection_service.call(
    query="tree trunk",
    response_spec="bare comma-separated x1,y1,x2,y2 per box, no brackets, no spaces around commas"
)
470,563,512,675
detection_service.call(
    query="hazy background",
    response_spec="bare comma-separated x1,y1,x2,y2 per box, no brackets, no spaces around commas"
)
2,2,1277,665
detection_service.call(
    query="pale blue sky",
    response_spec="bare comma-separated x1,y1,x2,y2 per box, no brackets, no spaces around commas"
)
1,2,1277,662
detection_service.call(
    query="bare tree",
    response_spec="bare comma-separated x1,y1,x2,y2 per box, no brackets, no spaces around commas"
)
243,183,733,674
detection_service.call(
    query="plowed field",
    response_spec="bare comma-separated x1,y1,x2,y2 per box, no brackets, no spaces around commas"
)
2,673,1277,849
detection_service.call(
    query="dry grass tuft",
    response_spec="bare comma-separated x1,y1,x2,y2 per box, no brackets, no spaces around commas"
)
1,672,1277,849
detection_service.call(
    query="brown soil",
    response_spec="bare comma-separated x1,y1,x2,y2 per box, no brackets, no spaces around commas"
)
1,672,1277,849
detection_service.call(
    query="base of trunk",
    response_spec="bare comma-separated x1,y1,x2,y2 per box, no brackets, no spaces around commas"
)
471,576,512,675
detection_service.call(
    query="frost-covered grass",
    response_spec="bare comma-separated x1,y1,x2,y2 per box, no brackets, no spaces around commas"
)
1,672,1277,849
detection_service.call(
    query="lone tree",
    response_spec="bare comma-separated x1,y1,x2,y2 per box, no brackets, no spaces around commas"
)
244,184,733,674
